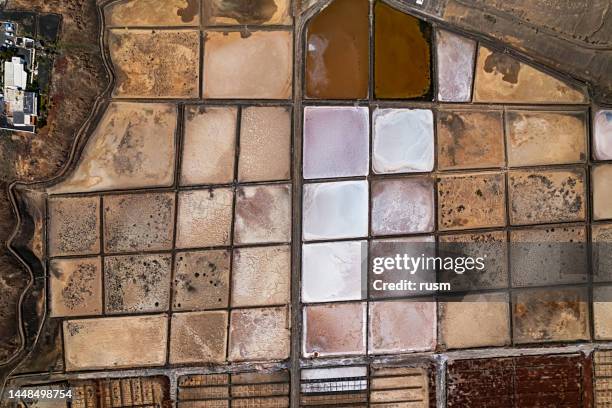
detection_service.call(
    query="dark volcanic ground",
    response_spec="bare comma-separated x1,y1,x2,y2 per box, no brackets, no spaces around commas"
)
0,184,25,363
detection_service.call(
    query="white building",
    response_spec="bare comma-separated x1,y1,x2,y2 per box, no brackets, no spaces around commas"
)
4,88,37,127
4,56,28,89
1,55,37,132
0,24,38,133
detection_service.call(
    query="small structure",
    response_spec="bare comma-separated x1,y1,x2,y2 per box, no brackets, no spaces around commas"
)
4,56,28,88
1,67,39,132
2,87,37,132
16,37,36,71
0,22,38,133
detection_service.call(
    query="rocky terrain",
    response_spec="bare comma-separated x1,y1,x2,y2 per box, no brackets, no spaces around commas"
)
0,0,108,363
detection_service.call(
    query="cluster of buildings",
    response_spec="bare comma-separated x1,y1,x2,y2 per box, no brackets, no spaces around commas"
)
0,21,38,133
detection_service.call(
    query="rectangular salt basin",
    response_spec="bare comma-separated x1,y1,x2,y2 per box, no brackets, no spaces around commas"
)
181,106,237,186
238,106,291,182
368,300,436,354
48,103,177,194
302,241,366,303
303,180,368,240
203,31,292,99
228,306,290,361
369,237,436,300
301,366,368,380
436,29,476,102
303,302,366,357
506,110,587,167
303,106,369,179
371,177,435,235
372,109,434,174
512,288,590,344
305,0,369,99
439,293,510,349
593,164,612,220
50,257,102,317
48,196,100,257
437,110,505,170
63,315,168,371
232,245,291,307
594,110,612,160
473,46,587,104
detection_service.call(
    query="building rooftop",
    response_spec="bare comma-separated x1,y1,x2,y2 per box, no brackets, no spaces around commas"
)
12,111,24,124
23,91,36,115
0,27,39,133
4,57,27,89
